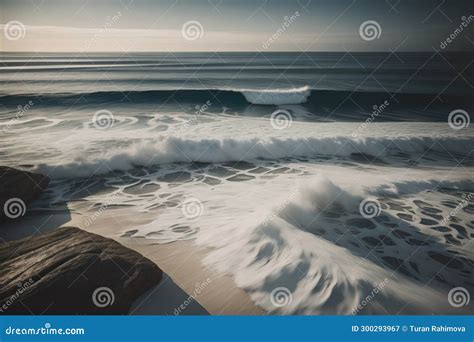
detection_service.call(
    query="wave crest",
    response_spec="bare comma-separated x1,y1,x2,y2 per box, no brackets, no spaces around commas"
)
240,86,311,105
36,135,474,178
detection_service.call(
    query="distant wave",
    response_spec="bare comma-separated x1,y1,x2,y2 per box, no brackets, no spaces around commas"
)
0,86,317,106
36,135,474,178
1,87,466,108
241,86,311,105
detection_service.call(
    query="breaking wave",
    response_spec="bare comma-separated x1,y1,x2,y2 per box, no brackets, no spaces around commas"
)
241,86,311,105
36,135,474,178
3,86,468,109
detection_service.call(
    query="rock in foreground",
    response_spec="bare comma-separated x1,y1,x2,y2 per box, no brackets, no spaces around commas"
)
0,166,50,222
0,226,163,314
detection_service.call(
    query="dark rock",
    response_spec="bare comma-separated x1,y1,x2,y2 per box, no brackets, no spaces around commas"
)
0,226,163,314
0,166,50,222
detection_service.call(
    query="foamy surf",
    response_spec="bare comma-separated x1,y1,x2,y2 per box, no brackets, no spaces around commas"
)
2,51,473,317
240,86,311,105
122,174,473,314
35,135,474,178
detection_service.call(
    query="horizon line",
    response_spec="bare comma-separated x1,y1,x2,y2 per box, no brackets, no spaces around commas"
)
1,50,472,54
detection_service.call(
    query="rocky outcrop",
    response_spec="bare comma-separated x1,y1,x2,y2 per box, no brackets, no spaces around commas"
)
0,226,163,314
0,166,50,222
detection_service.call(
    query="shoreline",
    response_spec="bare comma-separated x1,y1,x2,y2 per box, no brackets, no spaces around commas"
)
72,210,265,315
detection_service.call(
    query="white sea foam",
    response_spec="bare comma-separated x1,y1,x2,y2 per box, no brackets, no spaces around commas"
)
36,135,474,178
193,176,472,314
240,86,311,105
124,174,471,314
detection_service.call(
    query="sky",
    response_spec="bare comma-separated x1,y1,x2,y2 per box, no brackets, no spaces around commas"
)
0,0,473,52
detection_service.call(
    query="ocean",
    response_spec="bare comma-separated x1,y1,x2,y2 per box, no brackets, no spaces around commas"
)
1,51,473,314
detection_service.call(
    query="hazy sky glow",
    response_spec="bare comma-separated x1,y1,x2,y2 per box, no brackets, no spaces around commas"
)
1,0,473,52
